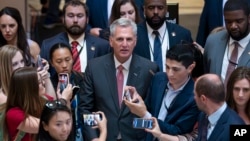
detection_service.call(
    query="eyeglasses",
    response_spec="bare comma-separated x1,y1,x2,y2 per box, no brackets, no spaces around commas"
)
45,99,67,110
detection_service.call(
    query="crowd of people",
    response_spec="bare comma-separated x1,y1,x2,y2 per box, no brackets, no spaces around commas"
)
0,0,250,141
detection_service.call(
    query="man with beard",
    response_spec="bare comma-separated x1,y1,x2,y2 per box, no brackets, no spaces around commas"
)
40,0,110,75
204,0,250,86
134,0,193,72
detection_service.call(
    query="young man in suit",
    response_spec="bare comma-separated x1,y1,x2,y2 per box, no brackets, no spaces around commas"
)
40,0,110,75
78,18,158,141
194,74,245,141
204,0,250,86
125,44,200,141
134,0,193,72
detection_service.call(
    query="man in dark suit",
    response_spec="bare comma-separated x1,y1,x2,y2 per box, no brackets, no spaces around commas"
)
40,0,110,75
125,44,200,141
134,0,193,72
194,74,245,141
196,0,224,47
78,18,158,141
204,0,250,85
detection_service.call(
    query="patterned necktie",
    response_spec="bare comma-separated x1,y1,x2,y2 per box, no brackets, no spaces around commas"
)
71,41,81,72
117,65,124,107
153,31,163,71
225,42,239,85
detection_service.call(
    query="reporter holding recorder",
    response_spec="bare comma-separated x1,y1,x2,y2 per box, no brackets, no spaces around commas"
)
124,44,200,141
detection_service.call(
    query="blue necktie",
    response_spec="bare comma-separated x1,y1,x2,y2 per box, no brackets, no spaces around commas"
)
153,31,163,71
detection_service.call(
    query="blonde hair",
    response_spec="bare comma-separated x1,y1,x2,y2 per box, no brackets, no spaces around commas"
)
0,45,23,94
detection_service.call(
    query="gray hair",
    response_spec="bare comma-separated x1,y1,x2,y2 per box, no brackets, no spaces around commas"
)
110,18,137,36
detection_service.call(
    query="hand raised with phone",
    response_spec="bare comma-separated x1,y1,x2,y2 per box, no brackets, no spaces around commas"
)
123,86,148,117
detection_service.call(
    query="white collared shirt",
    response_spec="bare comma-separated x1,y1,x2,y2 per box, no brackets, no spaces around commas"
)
146,23,169,72
221,33,250,81
114,55,132,99
68,34,87,72
158,77,190,121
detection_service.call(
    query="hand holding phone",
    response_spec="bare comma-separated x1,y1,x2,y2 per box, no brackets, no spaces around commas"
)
124,90,132,102
58,73,69,93
133,118,153,129
36,55,44,70
83,113,102,126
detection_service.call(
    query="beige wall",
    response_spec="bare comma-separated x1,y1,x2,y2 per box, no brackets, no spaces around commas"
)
168,0,204,14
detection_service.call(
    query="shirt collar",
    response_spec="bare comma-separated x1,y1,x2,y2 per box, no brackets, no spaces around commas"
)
229,33,250,49
167,76,191,92
114,55,132,71
146,22,167,38
68,33,85,46
208,102,227,126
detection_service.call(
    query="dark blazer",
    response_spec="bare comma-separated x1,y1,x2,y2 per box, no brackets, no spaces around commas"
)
86,0,144,29
196,0,224,47
196,106,245,141
134,21,193,60
145,72,200,141
204,30,250,75
86,0,109,29
40,32,110,75
78,53,158,141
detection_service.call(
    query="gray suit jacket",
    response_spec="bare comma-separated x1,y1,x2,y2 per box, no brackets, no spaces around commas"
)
78,53,158,141
204,30,250,75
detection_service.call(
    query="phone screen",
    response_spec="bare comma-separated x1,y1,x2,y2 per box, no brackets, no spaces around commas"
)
83,113,101,126
58,73,69,93
124,90,132,102
133,118,153,129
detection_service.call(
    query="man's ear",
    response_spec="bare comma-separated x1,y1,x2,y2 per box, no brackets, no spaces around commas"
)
201,94,207,103
188,61,196,73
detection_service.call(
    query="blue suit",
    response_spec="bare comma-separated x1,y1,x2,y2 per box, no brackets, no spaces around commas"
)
40,32,110,75
86,0,109,29
196,106,245,141
145,72,200,141
196,0,224,47
86,0,144,29
134,21,193,60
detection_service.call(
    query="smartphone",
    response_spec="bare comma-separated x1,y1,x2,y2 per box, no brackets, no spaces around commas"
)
133,118,153,129
58,73,69,93
83,113,102,126
124,90,132,102
36,55,44,70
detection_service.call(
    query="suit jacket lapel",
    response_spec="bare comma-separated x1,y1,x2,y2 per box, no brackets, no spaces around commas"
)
60,32,70,46
154,79,167,117
238,41,250,66
167,22,177,48
104,54,120,113
166,79,194,114
208,107,229,141
216,33,229,74
139,22,151,58
85,33,96,60
120,55,140,115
